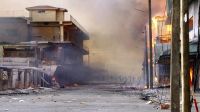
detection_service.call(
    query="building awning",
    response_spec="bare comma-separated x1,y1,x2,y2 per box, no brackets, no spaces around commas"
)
158,42,198,64
2,41,89,55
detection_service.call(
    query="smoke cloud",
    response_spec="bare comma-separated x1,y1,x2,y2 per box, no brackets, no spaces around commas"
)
64,0,165,77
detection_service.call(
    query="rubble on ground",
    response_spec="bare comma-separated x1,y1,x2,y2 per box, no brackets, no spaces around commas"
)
140,88,170,110
0,87,55,95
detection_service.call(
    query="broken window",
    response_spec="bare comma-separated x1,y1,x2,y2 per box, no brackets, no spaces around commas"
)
38,10,45,13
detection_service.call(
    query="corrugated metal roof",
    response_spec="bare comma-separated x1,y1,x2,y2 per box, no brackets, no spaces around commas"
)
161,42,197,56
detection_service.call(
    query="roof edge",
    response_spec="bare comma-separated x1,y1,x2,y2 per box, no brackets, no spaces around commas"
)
26,5,68,12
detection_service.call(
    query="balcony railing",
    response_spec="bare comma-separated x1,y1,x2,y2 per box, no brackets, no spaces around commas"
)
0,57,35,67
70,15,89,37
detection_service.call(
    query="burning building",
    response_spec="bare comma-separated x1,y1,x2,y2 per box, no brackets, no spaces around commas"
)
153,16,171,85
0,5,89,90
154,0,200,88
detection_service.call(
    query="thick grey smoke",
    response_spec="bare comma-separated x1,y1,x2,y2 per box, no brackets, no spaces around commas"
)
64,0,165,77
64,0,147,76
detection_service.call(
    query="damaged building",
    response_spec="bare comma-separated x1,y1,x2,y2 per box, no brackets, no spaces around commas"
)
153,0,200,88
0,5,89,90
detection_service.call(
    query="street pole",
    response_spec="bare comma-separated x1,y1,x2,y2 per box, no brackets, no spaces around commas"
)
180,0,190,112
170,0,180,111
144,26,149,88
196,0,200,90
148,0,153,89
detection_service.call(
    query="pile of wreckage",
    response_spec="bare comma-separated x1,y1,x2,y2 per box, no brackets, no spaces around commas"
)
140,88,170,110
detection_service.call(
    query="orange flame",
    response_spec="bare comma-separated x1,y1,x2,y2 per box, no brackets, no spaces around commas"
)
190,66,193,86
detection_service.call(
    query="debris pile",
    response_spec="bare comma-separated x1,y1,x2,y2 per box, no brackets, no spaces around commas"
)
140,89,170,110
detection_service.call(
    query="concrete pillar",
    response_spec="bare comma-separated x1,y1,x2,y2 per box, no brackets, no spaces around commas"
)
0,69,3,90
24,70,30,88
34,71,38,87
37,73,41,87
30,70,34,87
60,21,64,42
19,70,25,89
42,73,45,87
8,70,12,89
12,69,18,89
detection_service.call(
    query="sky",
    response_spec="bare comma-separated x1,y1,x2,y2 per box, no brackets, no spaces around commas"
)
0,0,165,77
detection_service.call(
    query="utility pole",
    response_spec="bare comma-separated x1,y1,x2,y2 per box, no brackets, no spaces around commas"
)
180,0,190,112
148,0,153,88
170,0,180,111
144,26,149,88
196,0,200,90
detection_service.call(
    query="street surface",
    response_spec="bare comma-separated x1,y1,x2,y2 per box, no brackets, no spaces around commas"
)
0,85,170,112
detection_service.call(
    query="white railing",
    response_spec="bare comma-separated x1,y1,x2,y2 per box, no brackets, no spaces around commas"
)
70,15,89,36
0,58,35,67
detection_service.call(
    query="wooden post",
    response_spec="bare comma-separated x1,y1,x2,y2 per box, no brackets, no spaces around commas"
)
144,26,149,88
197,1,200,90
180,0,190,112
170,0,181,111
195,0,200,91
148,0,153,89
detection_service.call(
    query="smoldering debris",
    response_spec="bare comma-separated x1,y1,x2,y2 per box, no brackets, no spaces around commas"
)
140,88,170,110
53,64,145,88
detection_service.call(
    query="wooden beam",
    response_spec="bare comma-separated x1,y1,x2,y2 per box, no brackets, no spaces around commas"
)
170,0,181,111
148,0,153,89
180,0,190,111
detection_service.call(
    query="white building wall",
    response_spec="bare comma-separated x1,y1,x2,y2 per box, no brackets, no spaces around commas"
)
56,11,64,21
31,10,56,22
189,0,199,42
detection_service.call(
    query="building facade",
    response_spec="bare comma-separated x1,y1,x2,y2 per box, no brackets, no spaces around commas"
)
0,5,89,90
154,0,200,88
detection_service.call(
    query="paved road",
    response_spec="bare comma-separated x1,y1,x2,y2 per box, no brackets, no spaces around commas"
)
0,85,169,112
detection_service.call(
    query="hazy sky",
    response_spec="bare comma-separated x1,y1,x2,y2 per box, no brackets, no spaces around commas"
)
0,0,165,77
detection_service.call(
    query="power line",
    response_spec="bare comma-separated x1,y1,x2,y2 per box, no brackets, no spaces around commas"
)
134,8,147,13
